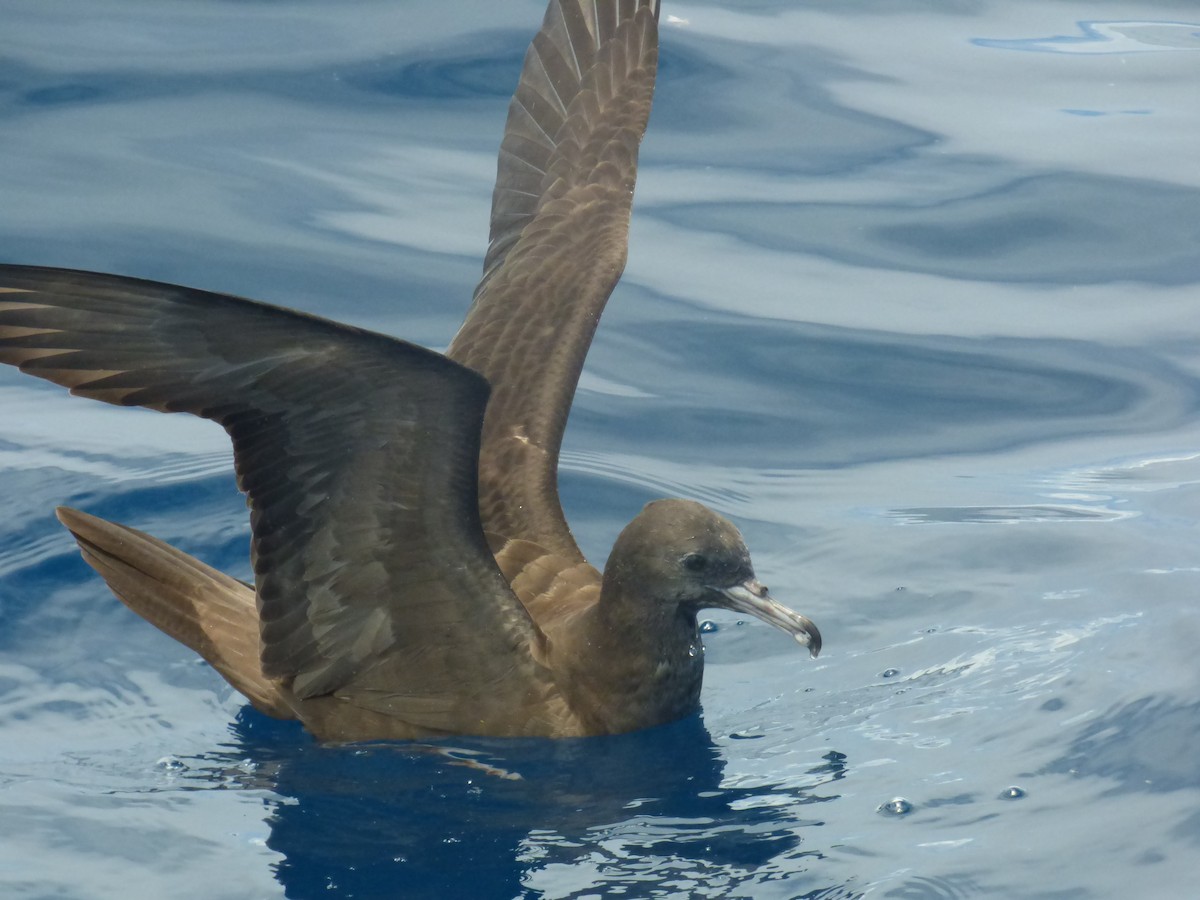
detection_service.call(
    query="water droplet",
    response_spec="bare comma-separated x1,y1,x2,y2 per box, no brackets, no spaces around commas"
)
1000,786,1026,800
878,797,914,817
155,755,187,773
881,668,900,679
687,643,699,658
699,620,718,633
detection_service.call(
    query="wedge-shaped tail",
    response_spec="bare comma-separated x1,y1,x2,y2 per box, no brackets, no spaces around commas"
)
56,506,290,717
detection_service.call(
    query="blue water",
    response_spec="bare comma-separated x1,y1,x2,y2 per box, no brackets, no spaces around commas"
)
3,1,1200,897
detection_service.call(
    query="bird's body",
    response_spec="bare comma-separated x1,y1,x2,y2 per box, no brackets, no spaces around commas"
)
0,0,820,742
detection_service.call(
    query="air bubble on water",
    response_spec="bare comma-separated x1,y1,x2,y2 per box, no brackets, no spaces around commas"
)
878,797,914,817
155,755,187,773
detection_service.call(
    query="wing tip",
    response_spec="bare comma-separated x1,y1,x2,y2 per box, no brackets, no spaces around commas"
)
56,504,92,533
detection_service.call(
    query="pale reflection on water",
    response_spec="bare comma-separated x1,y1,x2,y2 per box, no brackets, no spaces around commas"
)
2,1,1200,898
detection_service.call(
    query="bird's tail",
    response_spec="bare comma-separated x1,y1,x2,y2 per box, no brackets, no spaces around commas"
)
56,506,293,719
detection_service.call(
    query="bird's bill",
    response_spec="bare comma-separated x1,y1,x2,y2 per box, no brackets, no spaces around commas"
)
717,579,822,658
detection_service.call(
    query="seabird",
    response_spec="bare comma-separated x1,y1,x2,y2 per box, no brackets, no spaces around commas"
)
0,0,820,740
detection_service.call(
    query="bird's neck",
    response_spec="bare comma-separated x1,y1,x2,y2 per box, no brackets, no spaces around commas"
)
550,585,705,735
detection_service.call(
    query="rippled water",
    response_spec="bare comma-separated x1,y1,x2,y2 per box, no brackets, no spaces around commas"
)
3,1,1200,898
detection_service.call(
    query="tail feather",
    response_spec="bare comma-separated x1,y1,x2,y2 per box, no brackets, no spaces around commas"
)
56,506,293,719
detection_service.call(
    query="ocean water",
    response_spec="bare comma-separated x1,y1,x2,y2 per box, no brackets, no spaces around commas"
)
2,1,1200,898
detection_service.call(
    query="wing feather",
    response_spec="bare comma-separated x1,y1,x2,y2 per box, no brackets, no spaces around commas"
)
0,265,551,729
447,0,660,558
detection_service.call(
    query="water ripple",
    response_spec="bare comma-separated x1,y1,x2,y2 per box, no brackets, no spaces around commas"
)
974,21,1200,55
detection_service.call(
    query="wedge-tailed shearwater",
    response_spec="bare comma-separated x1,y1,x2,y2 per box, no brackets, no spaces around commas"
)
0,0,819,740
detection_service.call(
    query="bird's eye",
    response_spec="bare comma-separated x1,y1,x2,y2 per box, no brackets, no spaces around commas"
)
682,552,707,572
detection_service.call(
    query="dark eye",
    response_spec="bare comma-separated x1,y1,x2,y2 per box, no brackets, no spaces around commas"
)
682,552,707,572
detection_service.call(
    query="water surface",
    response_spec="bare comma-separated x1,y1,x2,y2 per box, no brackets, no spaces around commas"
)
2,1,1199,897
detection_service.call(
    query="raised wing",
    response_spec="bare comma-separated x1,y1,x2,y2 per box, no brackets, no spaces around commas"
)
0,265,550,730
447,0,660,559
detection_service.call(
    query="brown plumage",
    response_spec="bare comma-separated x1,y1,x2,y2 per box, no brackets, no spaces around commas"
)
0,0,820,742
